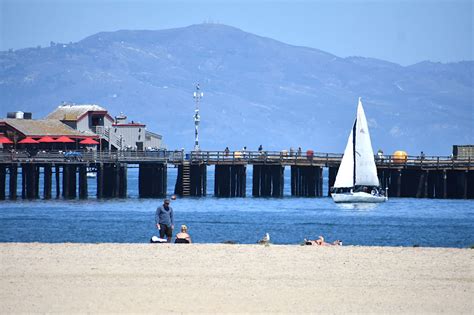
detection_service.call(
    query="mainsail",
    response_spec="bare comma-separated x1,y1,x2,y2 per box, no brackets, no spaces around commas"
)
333,98,380,188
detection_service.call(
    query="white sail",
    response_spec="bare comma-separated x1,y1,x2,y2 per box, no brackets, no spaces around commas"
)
354,98,380,186
334,122,355,188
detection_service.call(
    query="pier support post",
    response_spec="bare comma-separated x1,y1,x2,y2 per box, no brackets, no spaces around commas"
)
97,163,104,198
0,165,5,200
328,167,338,196
174,164,183,196
252,165,284,197
415,171,425,198
22,164,38,199
424,171,429,198
43,165,52,199
214,165,246,197
35,165,40,198
190,164,206,197
290,166,322,197
102,163,119,198
78,165,88,199
396,169,402,197
9,164,17,200
140,163,167,198
463,171,468,199
55,165,60,198
62,165,77,199
119,164,127,198
21,165,26,199
443,170,447,199
467,170,474,199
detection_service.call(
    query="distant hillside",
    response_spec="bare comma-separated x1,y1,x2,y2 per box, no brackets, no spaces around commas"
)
0,23,472,154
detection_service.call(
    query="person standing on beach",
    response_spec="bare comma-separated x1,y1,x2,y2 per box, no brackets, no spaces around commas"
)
155,199,174,243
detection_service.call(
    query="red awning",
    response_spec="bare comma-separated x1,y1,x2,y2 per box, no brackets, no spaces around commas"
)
0,136,14,144
79,138,99,145
37,136,57,143
18,137,39,144
55,136,75,143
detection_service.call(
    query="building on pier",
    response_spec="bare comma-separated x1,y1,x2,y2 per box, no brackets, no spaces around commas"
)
0,116,96,150
46,104,163,150
0,104,163,151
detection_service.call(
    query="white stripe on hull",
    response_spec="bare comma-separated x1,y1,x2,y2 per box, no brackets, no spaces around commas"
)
331,191,387,203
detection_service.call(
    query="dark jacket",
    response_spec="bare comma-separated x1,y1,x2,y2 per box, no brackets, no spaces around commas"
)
155,205,174,226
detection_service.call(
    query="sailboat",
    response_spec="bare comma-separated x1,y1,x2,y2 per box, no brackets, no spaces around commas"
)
331,98,387,203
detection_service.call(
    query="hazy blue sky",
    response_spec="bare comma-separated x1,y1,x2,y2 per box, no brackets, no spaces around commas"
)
0,0,472,65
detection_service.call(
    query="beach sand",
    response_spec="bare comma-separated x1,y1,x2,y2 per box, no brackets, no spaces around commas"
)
0,243,472,313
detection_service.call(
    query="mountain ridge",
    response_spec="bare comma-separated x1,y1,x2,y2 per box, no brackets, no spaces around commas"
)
0,24,472,154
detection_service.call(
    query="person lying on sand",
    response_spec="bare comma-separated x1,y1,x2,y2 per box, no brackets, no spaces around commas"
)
304,236,342,246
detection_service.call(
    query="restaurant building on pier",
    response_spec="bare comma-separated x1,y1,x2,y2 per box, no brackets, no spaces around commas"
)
0,104,163,150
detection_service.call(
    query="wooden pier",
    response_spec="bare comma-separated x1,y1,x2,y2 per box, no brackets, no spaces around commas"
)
0,150,472,200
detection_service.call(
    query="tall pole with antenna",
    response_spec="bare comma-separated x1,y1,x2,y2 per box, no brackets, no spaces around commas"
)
193,84,203,151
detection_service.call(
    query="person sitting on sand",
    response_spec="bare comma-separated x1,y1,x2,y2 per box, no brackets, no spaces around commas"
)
304,236,342,246
175,225,192,244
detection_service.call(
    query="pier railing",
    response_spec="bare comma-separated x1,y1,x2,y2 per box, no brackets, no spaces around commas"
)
0,150,471,169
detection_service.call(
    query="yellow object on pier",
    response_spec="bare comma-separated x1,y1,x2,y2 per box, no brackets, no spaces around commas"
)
392,151,408,163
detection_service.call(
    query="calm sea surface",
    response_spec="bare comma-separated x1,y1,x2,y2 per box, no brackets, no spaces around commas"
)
0,167,473,247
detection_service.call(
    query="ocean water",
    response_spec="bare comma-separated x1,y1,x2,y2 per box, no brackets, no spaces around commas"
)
0,167,473,248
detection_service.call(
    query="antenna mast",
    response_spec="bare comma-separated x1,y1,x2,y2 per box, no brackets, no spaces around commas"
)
193,84,203,151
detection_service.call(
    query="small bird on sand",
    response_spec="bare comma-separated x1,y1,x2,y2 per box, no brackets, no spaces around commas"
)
258,233,270,246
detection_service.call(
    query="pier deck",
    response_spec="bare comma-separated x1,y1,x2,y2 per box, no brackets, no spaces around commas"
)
0,150,472,170
0,150,472,200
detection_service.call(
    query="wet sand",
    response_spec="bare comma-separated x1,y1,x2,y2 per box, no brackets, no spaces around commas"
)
0,243,472,313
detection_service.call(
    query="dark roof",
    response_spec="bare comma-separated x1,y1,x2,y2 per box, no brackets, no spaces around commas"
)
0,119,96,138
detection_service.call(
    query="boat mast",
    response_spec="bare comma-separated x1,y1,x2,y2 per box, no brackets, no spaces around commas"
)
352,119,357,188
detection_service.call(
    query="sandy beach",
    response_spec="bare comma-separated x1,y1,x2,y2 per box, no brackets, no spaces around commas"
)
0,243,472,313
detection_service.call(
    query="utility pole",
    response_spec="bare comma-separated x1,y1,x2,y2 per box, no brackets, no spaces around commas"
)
193,84,203,151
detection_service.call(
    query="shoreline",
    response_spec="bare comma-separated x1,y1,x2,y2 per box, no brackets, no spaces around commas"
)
1,241,472,249
1,243,472,313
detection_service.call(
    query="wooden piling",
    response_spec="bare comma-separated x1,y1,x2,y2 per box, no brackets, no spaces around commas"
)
327,167,337,196
0,165,5,200
21,165,26,199
9,164,17,200
55,165,60,198
96,163,104,199
252,165,284,197
22,164,38,199
424,171,429,198
119,164,127,198
174,164,183,196
43,165,52,199
290,166,322,197
140,163,167,198
215,165,245,197
443,170,447,199
69,165,77,198
396,169,402,197
78,165,88,199
467,171,474,199
62,165,76,198
35,165,40,198
101,164,116,198
463,171,468,199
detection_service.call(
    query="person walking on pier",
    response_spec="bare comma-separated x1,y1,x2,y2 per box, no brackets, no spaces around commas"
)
155,199,174,243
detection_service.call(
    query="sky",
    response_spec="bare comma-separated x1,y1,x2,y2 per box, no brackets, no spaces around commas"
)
0,0,472,65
